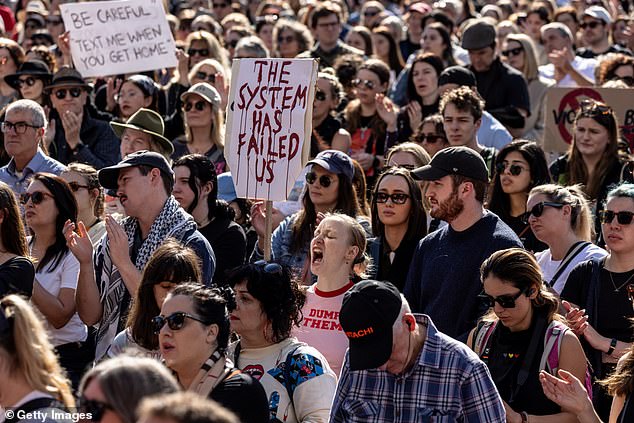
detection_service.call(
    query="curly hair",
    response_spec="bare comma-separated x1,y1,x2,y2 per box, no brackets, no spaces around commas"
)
596,53,634,86
439,86,485,122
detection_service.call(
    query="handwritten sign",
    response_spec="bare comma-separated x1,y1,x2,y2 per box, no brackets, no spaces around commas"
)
544,87,634,153
225,58,318,201
59,0,177,77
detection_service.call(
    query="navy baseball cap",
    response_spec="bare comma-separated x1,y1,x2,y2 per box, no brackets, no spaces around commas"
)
339,280,402,371
98,150,174,190
411,146,489,182
306,150,355,181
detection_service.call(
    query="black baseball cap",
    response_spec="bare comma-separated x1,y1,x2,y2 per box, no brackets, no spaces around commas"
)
306,150,355,181
339,280,402,371
411,146,489,182
98,150,174,190
438,66,476,88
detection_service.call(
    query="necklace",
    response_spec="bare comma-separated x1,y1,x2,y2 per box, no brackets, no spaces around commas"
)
608,269,634,293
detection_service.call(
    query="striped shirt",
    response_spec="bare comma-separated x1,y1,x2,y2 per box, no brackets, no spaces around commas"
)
330,314,506,422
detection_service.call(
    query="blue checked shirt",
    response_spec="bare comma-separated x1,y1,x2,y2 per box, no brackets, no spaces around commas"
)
330,314,506,423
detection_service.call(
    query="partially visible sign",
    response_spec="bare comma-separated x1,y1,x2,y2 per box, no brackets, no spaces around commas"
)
60,0,177,77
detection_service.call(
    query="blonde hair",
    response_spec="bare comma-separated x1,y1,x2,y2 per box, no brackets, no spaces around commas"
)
505,33,539,81
529,184,593,241
0,295,74,407
188,58,230,86
319,213,370,278
386,142,431,167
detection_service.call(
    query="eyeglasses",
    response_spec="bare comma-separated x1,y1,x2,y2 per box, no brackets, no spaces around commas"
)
16,77,38,88
479,286,529,309
213,2,228,8
277,35,295,44
579,99,611,116
352,79,375,90
315,90,327,101
152,311,207,334
599,210,634,225
20,191,53,205
375,192,410,204
580,21,603,29
496,162,527,176
501,47,523,57
46,17,63,26
188,48,210,57
254,259,283,275
527,202,565,219
78,397,114,422
418,133,446,143
194,71,215,84
364,10,380,17
183,100,208,112
306,171,334,188
67,181,90,192
1,121,40,134
53,88,83,100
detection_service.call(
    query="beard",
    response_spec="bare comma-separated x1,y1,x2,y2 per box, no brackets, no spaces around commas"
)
430,187,464,222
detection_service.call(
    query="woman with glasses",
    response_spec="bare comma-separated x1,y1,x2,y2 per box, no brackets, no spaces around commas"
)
344,59,397,184
188,59,229,109
487,140,551,252
0,295,74,418
108,240,201,358
172,154,246,284
467,248,588,422
311,72,351,158
366,167,426,291
396,53,444,143
596,53,634,86
0,182,34,297
412,113,449,157
4,59,52,107
157,283,269,422
272,19,314,59
24,173,91,388
561,183,634,421
501,34,553,142
227,262,337,422
550,100,634,232
359,1,385,29
384,142,431,171
172,83,226,174
60,163,106,247
250,150,369,282
0,39,25,110
78,355,180,423
527,184,607,294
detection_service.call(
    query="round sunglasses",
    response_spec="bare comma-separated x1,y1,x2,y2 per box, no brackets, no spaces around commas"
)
479,286,530,309
305,171,335,188
53,87,83,100
183,100,208,112
16,76,39,88
152,311,207,334
496,162,527,176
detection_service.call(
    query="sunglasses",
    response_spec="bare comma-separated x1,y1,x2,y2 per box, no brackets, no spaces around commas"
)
496,162,527,176
1,121,40,134
194,71,216,84
375,192,410,204
315,90,326,101
46,17,63,25
53,88,83,100
277,35,295,44
599,210,634,225
579,99,611,116
68,181,90,192
20,191,53,205
364,10,379,17
418,133,446,143
188,48,210,57
305,171,334,188
580,21,603,29
16,76,39,88
501,47,523,57
213,2,228,8
152,311,207,334
78,398,114,422
254,259,283,275
183,101,208,112
479,286,529,309
526,202,565,220
352,79,375,90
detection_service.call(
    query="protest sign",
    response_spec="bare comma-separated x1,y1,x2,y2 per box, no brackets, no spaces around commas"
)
225,58,318,201
544,87,634,153
60,0,177,77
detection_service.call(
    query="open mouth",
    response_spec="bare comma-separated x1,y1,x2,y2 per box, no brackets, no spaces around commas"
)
312,247,323,264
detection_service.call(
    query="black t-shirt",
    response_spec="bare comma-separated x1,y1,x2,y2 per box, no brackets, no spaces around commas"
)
198,216,246,285
210,370,269,423
0,256,35,297
376,237,421,292
503,214,548,253
577,44,632,59
311,114,343,158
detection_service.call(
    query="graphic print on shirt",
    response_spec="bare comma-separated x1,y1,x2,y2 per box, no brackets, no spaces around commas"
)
301,308,342,331
243,364,265,380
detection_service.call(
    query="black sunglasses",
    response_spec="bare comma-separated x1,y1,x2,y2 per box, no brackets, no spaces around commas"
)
501,47,523,57
315,90,327,101
68,181,90,192
78,397,114,422
54,87,83,100
16,76,39,88
364,10,379,17
152,311,207,334
527,202,565,219
496,162,527,176
375,192,410,204
579,99,611,116
580,21,603,29
254,259,283,275
599,210,634,225
20,191,53,205
479,286,530,309
183,101,208,112
194,71,215,84
305,171,334,188
616,75,634,86
418,133,446,144
188,48,210,56
213,2,228,8
277,35,295,44
352,79,375,90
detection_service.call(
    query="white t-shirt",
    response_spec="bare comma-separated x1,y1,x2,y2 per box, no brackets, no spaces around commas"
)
536,243,607,293
107,328,161,360
34,251,87,346
538,56,597,87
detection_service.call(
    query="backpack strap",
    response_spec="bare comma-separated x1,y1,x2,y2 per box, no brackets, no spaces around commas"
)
540,320,567,374
472,320,497,361
547,241,591,288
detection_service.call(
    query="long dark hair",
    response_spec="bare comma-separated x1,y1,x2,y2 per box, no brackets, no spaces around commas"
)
487,140,551,221
344,59,390,136
173,154,234,222
127,239,202,351
424,22,456,66
406,52,444,105
0,182,28,257
372,26,404,75
371,167,426,241
29,173,77,272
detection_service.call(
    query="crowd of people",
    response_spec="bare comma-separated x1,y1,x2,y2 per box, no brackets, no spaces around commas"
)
1,0,634,422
